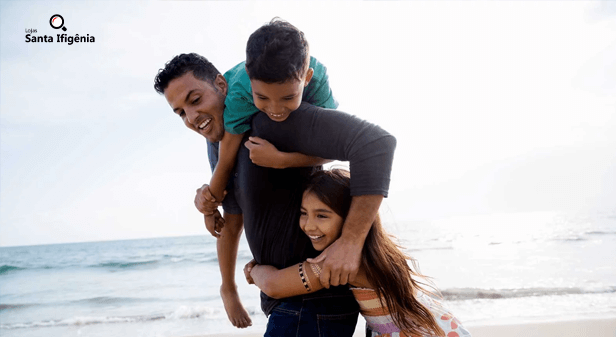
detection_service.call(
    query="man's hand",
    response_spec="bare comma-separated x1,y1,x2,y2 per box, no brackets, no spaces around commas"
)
195,184,226,215
307,236,363,288
244,136,285,169
243,259,258,285
205,209,225,238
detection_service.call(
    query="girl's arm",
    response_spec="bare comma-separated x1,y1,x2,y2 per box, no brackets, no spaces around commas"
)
246,261,325,299
245,260,372,299
244,136,331,169
209,131,244,201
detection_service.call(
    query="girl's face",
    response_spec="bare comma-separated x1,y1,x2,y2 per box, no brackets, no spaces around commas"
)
299,191,344,251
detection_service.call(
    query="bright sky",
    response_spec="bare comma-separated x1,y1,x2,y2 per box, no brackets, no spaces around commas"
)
1,1,615,247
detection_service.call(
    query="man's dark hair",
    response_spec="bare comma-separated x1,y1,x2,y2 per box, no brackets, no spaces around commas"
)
245,18,309,83
154,53,220,94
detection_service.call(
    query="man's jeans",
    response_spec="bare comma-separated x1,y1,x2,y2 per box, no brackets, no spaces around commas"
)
264,292,359,337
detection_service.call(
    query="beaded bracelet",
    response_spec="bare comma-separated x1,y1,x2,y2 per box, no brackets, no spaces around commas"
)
298,262,312,292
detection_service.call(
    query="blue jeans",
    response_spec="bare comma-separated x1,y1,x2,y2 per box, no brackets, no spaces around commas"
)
264,293,359,337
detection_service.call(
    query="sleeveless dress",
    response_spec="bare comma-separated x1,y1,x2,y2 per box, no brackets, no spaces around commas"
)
351,288,472,337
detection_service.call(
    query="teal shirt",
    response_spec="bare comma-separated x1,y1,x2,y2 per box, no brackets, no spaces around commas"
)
222,56,338,135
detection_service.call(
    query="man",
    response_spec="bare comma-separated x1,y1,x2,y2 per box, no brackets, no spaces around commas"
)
154,53,396,335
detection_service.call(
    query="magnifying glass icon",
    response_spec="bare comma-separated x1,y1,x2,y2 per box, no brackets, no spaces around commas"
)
50,14,67,31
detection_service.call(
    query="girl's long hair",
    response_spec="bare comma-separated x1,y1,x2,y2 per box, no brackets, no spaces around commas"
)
305,169,445,336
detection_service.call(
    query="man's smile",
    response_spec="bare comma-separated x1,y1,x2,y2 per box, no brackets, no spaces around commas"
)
198,118,212,130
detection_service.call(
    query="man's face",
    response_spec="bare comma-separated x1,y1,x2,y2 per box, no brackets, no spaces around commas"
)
164,72,227,143
250,68,314,122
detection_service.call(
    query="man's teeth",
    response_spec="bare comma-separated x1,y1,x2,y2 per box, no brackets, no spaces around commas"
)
198,119,211,129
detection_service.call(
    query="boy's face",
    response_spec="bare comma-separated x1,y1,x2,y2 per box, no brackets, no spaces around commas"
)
164,72,227,143
250,68,314,122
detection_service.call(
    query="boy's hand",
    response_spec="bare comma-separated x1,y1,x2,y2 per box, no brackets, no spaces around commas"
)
195,184,226,215
244,137,286,169
204,209,225,238
243,259,258,284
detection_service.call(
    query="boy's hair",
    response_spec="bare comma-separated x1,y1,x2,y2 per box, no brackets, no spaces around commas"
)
154,53,221,94
245,18,310,83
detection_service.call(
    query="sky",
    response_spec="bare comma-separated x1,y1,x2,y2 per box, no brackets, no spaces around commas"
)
1,1,615,247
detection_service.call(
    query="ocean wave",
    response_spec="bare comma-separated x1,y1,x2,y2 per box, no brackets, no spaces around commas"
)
0,314,164,330
165,305,219,319
584,230,616,235
556,236,587,242
441,286,616,301
0,304,33,311
0,265,26,275
0,253,223,273
407,246,454,252
199,250,254,264
72,296,159,305
1,297,168,312
0,304,255,330
92,260,160,269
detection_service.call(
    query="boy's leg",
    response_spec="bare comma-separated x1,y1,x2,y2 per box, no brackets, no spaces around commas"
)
218,212,251,328
207,139,251,328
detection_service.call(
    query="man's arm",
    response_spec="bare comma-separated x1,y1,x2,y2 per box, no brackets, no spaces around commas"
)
249,102,397,288
308,195,382,288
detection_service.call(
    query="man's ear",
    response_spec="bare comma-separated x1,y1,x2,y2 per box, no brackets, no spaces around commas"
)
214,74,228,95
304,68,314,86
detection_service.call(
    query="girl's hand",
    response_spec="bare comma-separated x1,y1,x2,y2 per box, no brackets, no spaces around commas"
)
244,259,258,284
244,137,286,169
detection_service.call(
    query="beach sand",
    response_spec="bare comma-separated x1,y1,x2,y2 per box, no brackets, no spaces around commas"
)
193,317,616,337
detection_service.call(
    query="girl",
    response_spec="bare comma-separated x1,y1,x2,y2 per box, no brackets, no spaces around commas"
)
244,169,471,337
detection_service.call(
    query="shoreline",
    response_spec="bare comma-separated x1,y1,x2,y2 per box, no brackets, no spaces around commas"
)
192,317,616,337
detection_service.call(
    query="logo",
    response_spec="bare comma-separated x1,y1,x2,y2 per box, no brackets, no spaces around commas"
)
49,14,67,31
25,14,95,45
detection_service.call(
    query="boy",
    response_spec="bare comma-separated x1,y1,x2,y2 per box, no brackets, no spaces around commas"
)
203,18,338,235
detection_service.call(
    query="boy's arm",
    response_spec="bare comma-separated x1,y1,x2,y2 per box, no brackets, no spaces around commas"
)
245,136,331,169
244,260,324,299
209,132,244,201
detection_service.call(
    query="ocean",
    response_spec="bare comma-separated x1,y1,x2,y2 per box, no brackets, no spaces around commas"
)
1,210,615,336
